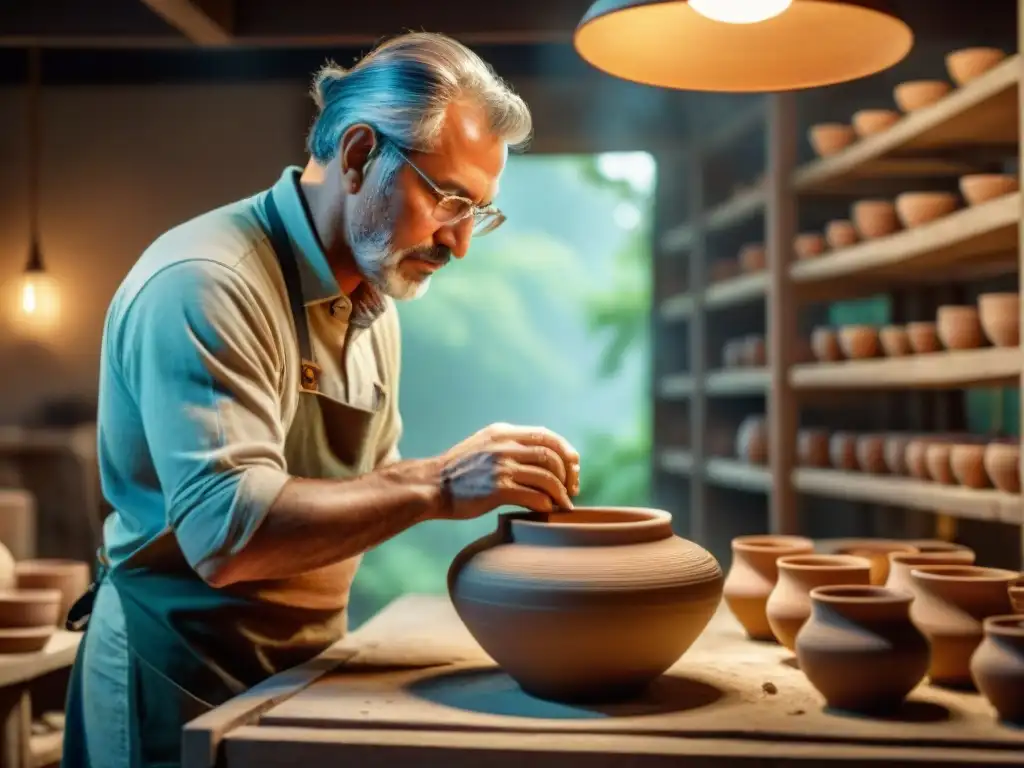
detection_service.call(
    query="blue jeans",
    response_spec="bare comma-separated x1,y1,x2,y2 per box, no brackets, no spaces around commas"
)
80,582,131,767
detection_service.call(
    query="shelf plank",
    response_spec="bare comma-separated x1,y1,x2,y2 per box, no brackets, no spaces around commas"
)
707,368,770,395
705,458,771,493
790,193,1019,288
658,373,693,399
794,468,1023,525
706,271,768,309
657,448,693,476
658,293,694,321
706,186,766,233
793,55,1020,193
790,346,1019,390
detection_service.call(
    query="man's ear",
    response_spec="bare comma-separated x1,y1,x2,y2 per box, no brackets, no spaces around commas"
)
339,124,378,193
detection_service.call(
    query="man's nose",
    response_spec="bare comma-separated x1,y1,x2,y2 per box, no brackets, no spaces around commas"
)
435,217,474,259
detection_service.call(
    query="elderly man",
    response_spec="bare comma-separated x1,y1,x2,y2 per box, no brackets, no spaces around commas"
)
62,32,579,767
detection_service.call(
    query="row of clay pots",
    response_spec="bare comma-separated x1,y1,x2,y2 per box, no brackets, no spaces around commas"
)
722,335,766,368
0,542,91,653
799,430,1020,494
810,296,1020,363
723,535,1024,721
808,47,1008,158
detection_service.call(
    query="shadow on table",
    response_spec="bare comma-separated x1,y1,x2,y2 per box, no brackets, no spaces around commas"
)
408,668,725,720
825,700,951,724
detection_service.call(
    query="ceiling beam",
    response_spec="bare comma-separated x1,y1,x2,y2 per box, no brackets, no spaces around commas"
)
138,0,233,45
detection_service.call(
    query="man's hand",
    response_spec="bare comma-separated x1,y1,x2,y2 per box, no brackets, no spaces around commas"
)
431,423,581,520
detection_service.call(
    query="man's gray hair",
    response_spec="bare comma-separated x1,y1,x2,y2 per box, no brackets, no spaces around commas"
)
307,32,533,162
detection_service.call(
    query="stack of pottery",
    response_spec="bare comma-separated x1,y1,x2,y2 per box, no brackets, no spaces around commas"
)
723,535,814,640
447,506,724,703
0,548,69,653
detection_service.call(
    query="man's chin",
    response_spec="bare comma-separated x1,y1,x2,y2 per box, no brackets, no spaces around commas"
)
381,271,431,301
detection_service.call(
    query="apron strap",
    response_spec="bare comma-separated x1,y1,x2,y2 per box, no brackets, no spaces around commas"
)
264,193,317,370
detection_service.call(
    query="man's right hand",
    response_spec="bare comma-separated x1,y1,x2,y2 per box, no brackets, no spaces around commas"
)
430,423,580,520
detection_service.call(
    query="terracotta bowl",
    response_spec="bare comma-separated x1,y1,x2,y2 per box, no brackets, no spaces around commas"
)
0,589,62,629
945,47,1007,86
878,325,912,356
855,434,888,475
810,327,843,362
925,443,955,485
723,339,746,368
743,335,767,367
824,219,858,250
794,232,826,260
894,80,952,112
984,441,1020,493
0,626,55,654
959,173,1018,206
894,191,959,228
851,108,901,137
15,559,92,624
884,433,914,475
797,429,831,468
838,325,879,359
834,540,918,586
950,443,989,489
808,123,856,157
906,322,940,354
739,242,766,273
851,200,900,239
978,292,1019,348
829,432,858,471
936,305,984,350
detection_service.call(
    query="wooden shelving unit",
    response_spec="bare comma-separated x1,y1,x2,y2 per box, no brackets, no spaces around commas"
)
651,32,1024,569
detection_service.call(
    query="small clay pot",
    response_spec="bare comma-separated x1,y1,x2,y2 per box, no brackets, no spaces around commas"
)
838,325,879,359
15,559,91,624
743,335,767,367
950,443,989,489
808,123,855,157
878,325,912,356
723,339,746,368
739,243,766,273
797,429,831,468
810,327,843,362
895,191,959,228
829,432,858,471
855,434,887,475
936,305,984,350
906,321,940,354
0,589,62,629
824,219,859,250
852,199,900,239
766,555,872,651
794,233,826,260
885,551,977,596
984,441,1021,493
834,540,917,586
945,47,1007,86
960,174,1019,206
796,586,929,714
977,292,1019,348
723,535,816,641
736,416,768,465
925,443,955,485
904,437,932,479
971,616,1024,724
0,627,55,654
894,80,952,112
851,109,901,137
884,433,913,475
909,565,1018,688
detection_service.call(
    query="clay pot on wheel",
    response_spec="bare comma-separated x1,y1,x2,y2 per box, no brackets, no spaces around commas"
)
908,565,1018,688
723,535,815,641
971,616,1024,724
765,555,872,651
834,540,917,586
448,507,724,702
796,586,929,714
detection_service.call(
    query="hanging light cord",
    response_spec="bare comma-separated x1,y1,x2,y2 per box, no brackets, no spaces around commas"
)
26,47,42,270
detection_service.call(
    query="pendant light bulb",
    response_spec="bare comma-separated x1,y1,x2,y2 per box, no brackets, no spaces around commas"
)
689,0,793,24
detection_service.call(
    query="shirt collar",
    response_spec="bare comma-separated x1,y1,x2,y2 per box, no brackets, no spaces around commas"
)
265,166,387,329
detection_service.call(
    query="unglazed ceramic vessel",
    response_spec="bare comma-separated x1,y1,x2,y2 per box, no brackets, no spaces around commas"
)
945,47,1007,85
15,559,90,623
736,416,768,465
796,586,928,714
977,292,1020,347
885,551,976,596
448,507,724,702
908,565,1018,688
723,535,815,641
970,615,1024,724
984,440,1021,493
765,555,872,651
960,174,1018,206
834,540,917,586
797,429,830,468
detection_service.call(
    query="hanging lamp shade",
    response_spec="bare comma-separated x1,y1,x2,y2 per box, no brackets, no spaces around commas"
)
574,0,914,92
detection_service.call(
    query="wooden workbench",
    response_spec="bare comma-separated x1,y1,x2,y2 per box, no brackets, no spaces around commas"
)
183,594,1024,767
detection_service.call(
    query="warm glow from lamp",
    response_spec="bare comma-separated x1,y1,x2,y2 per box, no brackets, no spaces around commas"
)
9,265,60,337
689,0,792,24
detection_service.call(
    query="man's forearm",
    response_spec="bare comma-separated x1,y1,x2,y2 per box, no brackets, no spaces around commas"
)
199,458,443,587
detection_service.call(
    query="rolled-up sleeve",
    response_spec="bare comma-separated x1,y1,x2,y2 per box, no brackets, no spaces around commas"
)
118,259,291,577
